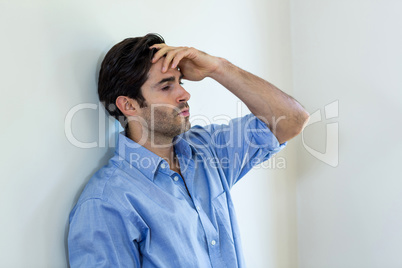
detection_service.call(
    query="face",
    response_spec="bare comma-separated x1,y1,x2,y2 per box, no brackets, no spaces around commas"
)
136,58,191,140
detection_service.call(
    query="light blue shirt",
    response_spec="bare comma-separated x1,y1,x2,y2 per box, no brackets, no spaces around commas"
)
68,114,286,267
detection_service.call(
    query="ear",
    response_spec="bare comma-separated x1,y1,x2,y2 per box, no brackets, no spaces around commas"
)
115,96,139,117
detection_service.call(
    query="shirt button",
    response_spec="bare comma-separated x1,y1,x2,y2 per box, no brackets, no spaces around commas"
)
161,163,166,169
196,206,201,210
211,240,216,246
173,176,179,181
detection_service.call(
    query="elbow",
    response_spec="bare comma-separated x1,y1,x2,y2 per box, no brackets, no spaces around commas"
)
276,111,310,144
298,110,310,133
293,110,310,136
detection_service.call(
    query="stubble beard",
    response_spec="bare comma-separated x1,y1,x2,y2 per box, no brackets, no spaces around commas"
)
141,103,191,145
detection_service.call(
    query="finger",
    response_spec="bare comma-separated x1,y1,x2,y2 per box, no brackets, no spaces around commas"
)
151,46,168,63
161,50,178,72
170,48,190,69
149,43,166,50
151,46,173,63
162,47,187,72
149,43,167,63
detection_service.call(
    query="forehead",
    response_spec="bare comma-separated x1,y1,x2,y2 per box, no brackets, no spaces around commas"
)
144,58,182,86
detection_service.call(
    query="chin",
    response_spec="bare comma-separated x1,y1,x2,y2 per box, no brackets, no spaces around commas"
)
178,116,191,131
178,122,191,135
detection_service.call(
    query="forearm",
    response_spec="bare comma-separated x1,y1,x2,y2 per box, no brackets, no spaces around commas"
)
149,43,309,143
209,58,309,144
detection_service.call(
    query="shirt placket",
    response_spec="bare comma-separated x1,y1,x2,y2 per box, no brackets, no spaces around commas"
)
179,158,227,268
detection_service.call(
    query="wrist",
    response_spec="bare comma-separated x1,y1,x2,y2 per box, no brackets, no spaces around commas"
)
208,57,229,80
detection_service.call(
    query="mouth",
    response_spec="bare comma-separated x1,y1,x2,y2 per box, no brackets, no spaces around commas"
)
178,108,190,117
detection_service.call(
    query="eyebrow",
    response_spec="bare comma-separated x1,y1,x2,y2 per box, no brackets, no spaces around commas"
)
153,74,184,88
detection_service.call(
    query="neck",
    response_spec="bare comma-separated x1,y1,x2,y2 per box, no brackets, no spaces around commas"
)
127,125,180,172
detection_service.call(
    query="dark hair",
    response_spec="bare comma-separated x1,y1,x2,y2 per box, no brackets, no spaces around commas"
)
98,33,165,129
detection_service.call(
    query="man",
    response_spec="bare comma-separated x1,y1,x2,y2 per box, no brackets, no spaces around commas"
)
68,33,309,267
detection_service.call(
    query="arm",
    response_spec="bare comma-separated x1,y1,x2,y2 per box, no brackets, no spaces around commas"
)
150,44,310,144
209,58,309,144
68,199,141,267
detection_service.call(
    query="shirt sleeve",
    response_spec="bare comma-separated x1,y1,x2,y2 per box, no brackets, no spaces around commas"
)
68,198,142,267
188,114,287,188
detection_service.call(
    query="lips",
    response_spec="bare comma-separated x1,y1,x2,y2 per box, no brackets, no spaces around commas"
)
178,108,190,117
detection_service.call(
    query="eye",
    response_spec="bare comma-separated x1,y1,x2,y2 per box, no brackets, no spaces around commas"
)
161,85,170,91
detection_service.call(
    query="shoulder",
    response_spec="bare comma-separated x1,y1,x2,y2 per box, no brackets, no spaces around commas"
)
181,114,270,144
73,154,141,209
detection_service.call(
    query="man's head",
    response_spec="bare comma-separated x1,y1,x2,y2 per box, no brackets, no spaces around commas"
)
98,34,191,142
98,33,164,127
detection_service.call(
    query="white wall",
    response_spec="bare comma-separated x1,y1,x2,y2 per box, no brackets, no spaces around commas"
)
0,0,296,267
291,0,402,267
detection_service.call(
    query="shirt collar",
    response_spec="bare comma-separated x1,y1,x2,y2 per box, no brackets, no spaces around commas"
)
115,131,195,181
115,131,164,180
173,134,193,160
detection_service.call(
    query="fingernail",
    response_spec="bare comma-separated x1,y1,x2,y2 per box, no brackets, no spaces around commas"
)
162,66,166,72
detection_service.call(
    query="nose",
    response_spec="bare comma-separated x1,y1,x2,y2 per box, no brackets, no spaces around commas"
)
176,84,191,103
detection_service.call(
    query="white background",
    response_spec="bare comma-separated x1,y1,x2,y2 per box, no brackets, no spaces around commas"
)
0,0,401,267
292,0,402,267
